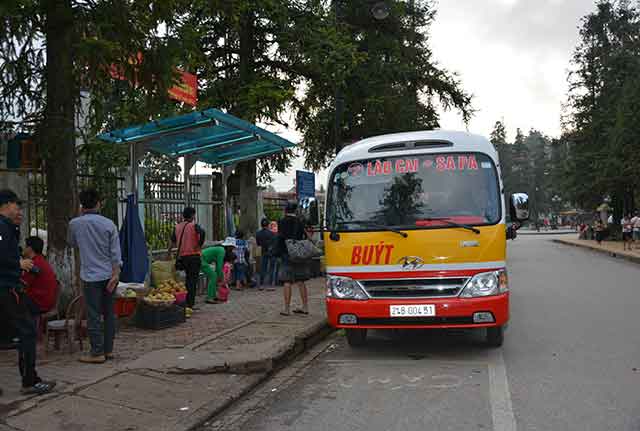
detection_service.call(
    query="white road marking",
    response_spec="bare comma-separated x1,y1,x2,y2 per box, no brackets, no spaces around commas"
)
488,350,517,431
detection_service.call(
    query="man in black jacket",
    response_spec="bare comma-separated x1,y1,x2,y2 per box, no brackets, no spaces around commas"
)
0,189,55,395
256,218,277,290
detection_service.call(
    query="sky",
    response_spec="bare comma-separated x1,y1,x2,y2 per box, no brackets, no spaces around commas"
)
247,0,597,191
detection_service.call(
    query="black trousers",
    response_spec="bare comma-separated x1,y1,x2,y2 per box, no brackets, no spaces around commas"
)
0,288,39,388
181,255,201,308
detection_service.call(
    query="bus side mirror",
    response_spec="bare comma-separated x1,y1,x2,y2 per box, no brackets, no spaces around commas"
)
299,197,319,226
510,193,529,222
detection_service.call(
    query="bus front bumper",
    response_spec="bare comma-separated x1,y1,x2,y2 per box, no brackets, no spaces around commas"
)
326,293,509,330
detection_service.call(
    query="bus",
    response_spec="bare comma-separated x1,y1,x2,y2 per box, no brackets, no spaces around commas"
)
319,130,529,347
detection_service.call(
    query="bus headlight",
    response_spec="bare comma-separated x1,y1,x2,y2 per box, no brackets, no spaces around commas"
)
326,276,368,300
460,270,508,298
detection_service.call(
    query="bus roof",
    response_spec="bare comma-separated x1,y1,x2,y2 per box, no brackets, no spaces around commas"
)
330,130,498,171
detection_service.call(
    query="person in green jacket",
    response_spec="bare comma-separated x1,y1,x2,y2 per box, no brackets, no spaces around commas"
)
201,245,226,304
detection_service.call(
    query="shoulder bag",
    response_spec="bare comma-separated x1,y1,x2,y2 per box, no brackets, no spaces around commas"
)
175,222,189,271
285,238,322,262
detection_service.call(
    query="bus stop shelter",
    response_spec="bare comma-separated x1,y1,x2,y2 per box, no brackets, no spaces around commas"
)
98,108,297,236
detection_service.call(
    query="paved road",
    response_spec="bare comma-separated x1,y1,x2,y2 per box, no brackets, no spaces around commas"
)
206,236,640,431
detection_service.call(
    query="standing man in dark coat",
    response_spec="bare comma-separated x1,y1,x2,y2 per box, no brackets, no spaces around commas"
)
256,218,277,290
0,189,55,395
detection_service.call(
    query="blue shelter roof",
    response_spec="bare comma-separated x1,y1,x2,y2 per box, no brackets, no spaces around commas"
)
97,108,296,166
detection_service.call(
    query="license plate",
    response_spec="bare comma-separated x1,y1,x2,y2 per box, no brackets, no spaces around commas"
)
389,304,436,317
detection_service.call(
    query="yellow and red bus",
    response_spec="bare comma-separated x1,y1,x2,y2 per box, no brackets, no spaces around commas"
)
322,130,528,347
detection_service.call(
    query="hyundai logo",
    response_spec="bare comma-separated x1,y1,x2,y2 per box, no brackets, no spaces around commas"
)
397,256,425,270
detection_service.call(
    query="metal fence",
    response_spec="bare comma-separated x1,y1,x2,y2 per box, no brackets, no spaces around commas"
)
20,170,223,251
262,195,325,226
262,196,288,222
23,169,126,233
142,179,223,250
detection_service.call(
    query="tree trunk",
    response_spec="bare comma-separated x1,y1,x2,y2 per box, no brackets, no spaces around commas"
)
233,9,259,236
44,0,78,298
237,159,258,235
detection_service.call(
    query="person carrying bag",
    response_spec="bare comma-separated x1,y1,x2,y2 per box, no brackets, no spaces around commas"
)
169,207,204,309
276,202,316,316
285,236,322,262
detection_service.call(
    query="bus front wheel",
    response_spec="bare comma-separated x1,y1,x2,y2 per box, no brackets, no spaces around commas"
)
346,329,368,347
486,326,504,348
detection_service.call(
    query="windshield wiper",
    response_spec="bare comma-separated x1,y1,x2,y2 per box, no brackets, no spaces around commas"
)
337,220,408,238
417,217,481,234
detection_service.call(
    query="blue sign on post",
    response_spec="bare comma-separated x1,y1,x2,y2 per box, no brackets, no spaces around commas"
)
296,170,315,199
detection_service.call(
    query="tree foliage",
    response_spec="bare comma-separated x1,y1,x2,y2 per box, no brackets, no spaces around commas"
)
295,0,473,170
491,121,558,220
561,0,640,215
2,0,474,241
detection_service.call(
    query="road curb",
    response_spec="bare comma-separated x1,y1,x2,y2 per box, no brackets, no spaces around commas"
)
552,239,640,265
186,319,258,351
518,231,575,236
182,320,333,431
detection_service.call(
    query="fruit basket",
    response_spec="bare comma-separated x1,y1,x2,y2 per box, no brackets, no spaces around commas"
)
142,297,175,307
135,301,185,330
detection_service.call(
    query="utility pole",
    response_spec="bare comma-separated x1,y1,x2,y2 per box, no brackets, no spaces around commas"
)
334,0,344,155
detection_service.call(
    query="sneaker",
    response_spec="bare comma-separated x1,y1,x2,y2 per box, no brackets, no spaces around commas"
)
20,381,56,395
105,353,114,360
79,355,106,364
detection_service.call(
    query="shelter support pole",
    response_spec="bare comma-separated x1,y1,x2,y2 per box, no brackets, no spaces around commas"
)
221,166,228,238
184,155,196,206
130,142,138,204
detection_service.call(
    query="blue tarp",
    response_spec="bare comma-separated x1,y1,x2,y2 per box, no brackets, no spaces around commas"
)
119,194,149,283
97,108,296,166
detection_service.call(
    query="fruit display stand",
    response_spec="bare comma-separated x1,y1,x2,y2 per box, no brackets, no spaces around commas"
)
135,301,186,330
134,279,189,330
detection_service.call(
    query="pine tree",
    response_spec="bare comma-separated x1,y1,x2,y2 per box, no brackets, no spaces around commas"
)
295,0,473,170
1,0,190,293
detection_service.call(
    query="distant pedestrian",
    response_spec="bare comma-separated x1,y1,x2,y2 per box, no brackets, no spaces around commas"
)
68,189,122,364
594,219,605,245
276,202,311,316
200,245,225,304
233,232,250,290
269,221,278,233
622,214,633,250
256,218,277,291
20,236,58,319
0,189,55,395
222,242,237,288
578,223,588,240
169,207,205,309
631,212,640,249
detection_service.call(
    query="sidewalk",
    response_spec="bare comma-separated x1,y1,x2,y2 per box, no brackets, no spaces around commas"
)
0,278,330,431
552,237,640,264
518,228,576,236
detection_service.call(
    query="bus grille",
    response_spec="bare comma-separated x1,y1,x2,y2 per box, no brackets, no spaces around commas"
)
359,278,468,298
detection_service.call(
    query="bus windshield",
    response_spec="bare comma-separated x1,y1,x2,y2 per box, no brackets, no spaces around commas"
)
327,152,501,231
